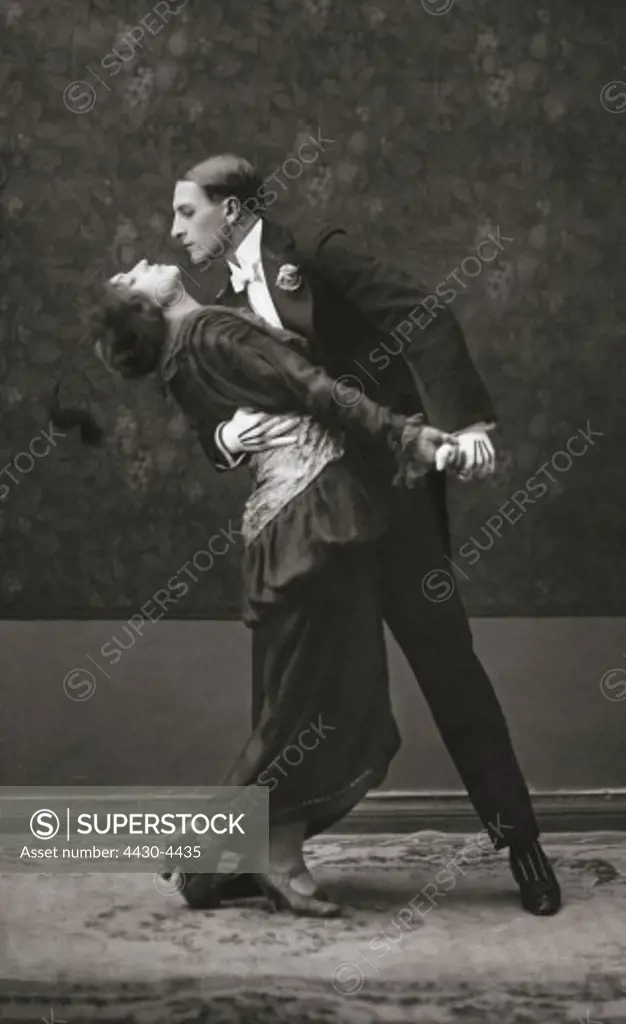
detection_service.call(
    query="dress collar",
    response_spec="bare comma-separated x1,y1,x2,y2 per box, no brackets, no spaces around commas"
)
159,317,188,383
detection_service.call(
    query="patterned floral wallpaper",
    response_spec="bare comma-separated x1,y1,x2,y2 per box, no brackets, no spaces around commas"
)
0,0,624,617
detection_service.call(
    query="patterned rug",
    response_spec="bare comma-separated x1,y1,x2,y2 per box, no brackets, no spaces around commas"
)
1,832,626,1023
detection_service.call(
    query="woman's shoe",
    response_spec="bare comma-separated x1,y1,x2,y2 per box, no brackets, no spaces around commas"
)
291,870,331,901
180,871,262,909
254,870,342,917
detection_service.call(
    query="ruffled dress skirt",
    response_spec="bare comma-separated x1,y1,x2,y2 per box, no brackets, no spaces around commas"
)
220,453,402,838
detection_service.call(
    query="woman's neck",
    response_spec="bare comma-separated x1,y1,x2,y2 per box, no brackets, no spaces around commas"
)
163,294,202,335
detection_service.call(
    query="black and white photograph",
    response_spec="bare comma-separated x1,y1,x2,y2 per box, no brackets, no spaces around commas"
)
1,0,625,1020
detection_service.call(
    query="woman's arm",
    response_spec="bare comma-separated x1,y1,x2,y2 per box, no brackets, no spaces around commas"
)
180,307,459,485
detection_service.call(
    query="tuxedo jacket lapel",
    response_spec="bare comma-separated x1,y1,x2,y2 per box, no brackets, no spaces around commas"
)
260,219,315,341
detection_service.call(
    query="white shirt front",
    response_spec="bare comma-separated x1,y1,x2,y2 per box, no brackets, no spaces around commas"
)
215,220,286,468
226,219,283,329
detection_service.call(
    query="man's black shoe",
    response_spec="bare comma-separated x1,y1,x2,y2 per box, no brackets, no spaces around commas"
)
509,840,562,916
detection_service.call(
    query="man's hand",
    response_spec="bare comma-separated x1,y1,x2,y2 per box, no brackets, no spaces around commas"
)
453,429,496,481
221,408,300,456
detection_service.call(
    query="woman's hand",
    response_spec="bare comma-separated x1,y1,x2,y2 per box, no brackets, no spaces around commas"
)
435,440,466,473
414,426,463,468
393,420,462,488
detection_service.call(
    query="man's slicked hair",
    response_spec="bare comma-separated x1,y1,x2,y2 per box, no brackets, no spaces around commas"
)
184,154,263,207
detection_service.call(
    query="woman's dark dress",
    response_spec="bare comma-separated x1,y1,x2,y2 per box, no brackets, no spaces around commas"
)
162,306,428,844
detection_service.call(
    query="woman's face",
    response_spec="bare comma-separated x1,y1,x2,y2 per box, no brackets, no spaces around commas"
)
109,260,183,307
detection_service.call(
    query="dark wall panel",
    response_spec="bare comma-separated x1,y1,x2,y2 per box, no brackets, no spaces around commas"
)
1,0,624,616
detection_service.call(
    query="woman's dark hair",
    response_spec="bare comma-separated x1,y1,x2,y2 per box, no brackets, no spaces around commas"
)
49,383,105,445
49,282,168,445
92,281,168,379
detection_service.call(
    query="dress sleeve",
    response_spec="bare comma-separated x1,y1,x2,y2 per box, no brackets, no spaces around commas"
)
181,307,446,487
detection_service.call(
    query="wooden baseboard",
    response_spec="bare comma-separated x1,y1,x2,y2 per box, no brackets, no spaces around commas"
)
331,789,626,834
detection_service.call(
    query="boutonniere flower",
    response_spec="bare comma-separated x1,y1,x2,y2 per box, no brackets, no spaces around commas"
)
276,263,303,292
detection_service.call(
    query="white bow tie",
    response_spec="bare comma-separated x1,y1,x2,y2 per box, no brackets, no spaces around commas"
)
228,260,263,293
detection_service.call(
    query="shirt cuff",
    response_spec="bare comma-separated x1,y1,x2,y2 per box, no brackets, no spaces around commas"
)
215,423,247,470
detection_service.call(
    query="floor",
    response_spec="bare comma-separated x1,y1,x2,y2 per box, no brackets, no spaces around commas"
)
1,832,625,1023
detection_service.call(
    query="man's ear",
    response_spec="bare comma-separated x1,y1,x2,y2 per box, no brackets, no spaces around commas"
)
223,195,241,224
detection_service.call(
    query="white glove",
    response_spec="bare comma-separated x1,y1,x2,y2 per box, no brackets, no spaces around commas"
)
221,409,300,456
454,429,496,481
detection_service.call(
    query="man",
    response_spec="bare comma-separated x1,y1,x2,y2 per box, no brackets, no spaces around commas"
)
170,153,561,916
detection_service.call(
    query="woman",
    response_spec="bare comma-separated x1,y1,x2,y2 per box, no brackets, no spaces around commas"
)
77,260,461,917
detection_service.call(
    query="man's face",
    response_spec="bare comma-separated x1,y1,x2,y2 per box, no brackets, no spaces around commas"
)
171,181,230,265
